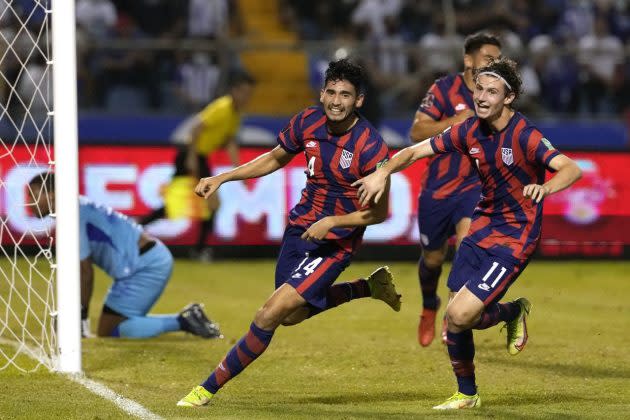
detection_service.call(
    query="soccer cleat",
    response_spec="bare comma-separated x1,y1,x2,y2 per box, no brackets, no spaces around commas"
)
179,303,223,339
505,297,532,355
418,296,441,347
177,385,214,407
367,266,401,312
432,392,481,410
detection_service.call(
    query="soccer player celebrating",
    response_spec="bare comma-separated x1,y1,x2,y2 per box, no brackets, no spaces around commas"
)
411,33,501,347
28,173,221,340
177,58,401,407
353,57,581,409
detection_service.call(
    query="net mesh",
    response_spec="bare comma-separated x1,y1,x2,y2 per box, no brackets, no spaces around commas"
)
0,0,56,371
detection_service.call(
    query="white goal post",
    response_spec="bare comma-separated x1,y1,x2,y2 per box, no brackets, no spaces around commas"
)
0,0,81,373
52,0,81,373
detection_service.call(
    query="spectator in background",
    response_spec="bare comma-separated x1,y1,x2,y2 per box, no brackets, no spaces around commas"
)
76,0,117,39
376,14,408,76
351,0,403,42
530,34,579,114
187,0,233,39
91,14,160,110
398,0,436,41
577,14,624,115
114,0,186,39
417,19,464,77
140,71,256,262
174,52,221,112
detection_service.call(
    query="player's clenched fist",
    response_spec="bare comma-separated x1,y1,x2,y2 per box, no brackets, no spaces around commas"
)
195,175,223,199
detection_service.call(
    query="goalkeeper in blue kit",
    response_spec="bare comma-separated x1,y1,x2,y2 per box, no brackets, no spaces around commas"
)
29,173,220,339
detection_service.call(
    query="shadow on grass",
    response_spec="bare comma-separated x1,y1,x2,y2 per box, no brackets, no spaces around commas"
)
216,389,594,420
294,390,431,404
507,359,630,379
490,390,594,406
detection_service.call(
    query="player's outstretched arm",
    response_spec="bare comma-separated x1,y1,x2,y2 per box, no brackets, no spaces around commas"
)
301,179,390,241
352,139,435,206
195,146,294,199
523,154,582,203
410,110,473,143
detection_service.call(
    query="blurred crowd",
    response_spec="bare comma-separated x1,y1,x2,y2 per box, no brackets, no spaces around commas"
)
284,0,630,119
2,0,630,119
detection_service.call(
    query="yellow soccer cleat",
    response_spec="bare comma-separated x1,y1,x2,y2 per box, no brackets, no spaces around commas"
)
176,385,214,407
506,297,532,355
367,266,401,312
432,391,481,410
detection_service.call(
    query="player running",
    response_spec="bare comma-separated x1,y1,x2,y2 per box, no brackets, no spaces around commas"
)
411,33,501,347
28,173,221,339
177,58,401,407
353,57,581,409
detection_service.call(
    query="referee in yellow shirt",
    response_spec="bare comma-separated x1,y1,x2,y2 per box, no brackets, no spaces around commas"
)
141,71,255,261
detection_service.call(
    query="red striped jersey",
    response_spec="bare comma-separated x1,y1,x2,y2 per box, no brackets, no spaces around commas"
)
418,73,479,199
277,106,389,251
430,112,561,262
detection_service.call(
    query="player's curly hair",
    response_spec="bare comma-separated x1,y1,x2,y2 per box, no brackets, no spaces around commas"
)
324,58,364,94
474,57,522,103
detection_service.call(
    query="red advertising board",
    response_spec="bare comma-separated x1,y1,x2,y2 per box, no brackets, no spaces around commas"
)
2,145,629,256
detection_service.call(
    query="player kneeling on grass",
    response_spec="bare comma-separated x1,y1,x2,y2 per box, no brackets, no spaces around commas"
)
353,57,582,409
28,173,222,340
177,58,402,407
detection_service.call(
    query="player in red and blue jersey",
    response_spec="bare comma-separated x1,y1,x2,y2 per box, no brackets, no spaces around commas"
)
410,33,501,347
354,57,582,409
177,58,402,407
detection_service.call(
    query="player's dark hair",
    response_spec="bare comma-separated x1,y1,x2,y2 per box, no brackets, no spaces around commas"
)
464,32,501,55
28,171,54,191
324,58,364,94
474,57,522,103
228,70,256,88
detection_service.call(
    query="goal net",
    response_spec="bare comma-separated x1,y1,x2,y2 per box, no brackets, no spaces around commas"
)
0,0,80,372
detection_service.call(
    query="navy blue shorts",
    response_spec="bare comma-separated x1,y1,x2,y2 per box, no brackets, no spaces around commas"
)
417,187,480,250
447,240,529,305
275,225,353,309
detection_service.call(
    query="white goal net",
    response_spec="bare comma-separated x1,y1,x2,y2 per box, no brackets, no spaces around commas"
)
0,0,78,372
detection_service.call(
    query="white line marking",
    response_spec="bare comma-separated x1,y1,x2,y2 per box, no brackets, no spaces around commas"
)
0,338,163,420
68,374,164,420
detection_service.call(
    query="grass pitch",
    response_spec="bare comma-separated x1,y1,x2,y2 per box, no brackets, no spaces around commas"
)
1,259,629,419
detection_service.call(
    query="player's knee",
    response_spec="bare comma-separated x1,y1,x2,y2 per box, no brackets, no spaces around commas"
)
423,252,445,268
254,305,283,330
446,306,475,329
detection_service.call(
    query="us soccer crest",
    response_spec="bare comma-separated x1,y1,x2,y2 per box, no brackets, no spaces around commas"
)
339,149,353,169
501,147,514,165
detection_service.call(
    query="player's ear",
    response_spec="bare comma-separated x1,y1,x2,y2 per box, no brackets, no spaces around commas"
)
504,90,515,106
463,53,473,71
355,93,365,108
319,89,325,104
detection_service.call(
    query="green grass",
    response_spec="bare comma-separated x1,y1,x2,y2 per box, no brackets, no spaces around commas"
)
1,260,630,419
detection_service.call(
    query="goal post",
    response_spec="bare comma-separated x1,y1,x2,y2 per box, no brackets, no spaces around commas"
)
52,0,81,373
0,0,81,373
